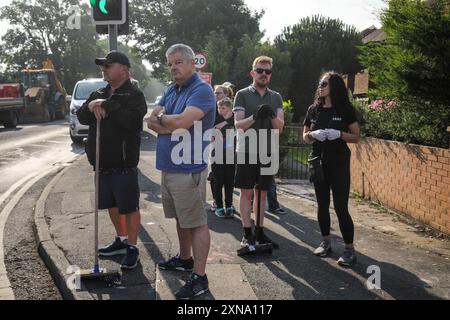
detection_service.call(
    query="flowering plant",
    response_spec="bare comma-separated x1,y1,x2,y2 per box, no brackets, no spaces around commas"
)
368,99,398,111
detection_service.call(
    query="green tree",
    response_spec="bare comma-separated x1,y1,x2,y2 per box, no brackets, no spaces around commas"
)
358,0,450,104
203,31,233,85
130,0,262,80
231,33,291,97
0,0,155,96
356,0,450,148
275,15,362,121
0,0,102,93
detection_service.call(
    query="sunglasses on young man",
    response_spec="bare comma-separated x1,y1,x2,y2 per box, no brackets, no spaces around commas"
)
254,68,273,75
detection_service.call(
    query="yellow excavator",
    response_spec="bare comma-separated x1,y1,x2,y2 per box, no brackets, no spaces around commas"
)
0,59,69,127
21,59,69,122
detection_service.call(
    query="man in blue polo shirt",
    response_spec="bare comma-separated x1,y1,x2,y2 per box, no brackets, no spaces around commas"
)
147,44,215,300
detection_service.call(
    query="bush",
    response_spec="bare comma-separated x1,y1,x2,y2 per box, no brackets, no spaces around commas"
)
279,100,297,160
355,0,450,149
353,96,450,148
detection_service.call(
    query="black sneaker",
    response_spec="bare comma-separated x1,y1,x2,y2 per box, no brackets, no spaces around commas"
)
257,233,279,250
268,207,286,215
120,245,140,269
314,241,332,257
175,273,209,300
158,254,194,272
98,237,128,257
338,249,357,267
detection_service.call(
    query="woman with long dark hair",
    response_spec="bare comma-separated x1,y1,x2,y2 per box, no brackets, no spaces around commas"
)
303,71,360,267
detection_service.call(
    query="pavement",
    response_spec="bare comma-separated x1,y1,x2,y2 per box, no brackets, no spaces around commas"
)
31,129,450,300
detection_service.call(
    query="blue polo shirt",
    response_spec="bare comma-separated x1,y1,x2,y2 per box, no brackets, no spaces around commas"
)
156,73,216,173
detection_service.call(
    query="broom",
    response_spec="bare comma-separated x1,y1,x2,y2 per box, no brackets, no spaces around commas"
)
79,118,121,281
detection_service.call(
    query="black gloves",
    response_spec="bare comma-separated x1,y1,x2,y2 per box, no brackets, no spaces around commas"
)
253,104,275,120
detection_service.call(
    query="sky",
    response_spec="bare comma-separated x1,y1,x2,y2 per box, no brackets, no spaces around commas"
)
0,0,386,40
245,0,386,40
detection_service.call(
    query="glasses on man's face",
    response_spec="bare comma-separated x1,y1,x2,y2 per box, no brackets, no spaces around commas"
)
254,68,272,75
319,81,328,88
101,63,112,69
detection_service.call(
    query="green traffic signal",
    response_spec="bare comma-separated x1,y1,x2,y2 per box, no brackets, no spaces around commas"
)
90,0,108,15
92,0,127,26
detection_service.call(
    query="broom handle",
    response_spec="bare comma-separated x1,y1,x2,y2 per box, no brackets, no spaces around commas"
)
94,118,100,272
255,118,265,230
256,167,262,229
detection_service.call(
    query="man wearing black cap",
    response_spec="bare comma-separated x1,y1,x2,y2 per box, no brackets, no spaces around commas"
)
77,51,147,269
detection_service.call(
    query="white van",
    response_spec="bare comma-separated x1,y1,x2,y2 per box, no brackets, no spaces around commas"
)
69,79,107,143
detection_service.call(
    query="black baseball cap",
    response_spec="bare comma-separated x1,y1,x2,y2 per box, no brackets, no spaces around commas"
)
95,51,131,68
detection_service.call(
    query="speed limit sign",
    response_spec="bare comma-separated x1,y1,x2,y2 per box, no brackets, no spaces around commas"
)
195,53,208,70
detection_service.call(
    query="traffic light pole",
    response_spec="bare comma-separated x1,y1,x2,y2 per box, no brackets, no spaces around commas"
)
108,24,118,51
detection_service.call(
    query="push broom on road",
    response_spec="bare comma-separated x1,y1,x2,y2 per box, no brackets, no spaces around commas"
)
79,118,121,282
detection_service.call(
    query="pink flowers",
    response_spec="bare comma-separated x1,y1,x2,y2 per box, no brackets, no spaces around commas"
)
369,99,398,111
386,100,398,109
369,99,384,110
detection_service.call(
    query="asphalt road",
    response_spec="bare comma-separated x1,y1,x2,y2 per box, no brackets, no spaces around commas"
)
0,120,83,299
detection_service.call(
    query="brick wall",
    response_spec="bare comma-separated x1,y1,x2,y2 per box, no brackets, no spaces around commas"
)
348,138,450,235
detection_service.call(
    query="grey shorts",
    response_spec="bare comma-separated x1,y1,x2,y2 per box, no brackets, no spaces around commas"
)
161,169,207,229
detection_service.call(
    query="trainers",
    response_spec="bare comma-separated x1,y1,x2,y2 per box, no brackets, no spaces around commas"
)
268,207,286,215
98,237,128,256
314,241,332,257
120,245,140,269
210,201,217,212
225,207,234,218
338,249,357,267
175,273,209,300
240,235,255,247
158,254,194,272
257,233,279,250
215,208,226,218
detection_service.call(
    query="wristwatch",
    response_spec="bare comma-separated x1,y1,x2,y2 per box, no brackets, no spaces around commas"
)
157,112,164,125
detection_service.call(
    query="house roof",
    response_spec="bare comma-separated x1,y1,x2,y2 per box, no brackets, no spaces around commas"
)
362,28,387,44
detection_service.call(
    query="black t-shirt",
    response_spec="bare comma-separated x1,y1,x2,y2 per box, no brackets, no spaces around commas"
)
215,115,235,138
303,104,357,158
214,113,225,125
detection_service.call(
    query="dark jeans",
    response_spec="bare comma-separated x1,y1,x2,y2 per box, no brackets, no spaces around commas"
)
313,155,354,244
208,171,216,203
212,163,235,208
267,178,281,210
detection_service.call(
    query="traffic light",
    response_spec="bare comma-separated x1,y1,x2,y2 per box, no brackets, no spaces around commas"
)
91,0,127,25
95,0,129,35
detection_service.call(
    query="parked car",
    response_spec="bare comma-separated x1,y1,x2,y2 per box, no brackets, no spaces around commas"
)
69,78,107,143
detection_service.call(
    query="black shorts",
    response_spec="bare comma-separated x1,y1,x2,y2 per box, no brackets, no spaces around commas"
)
98,168,140,214
234,154,273,191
